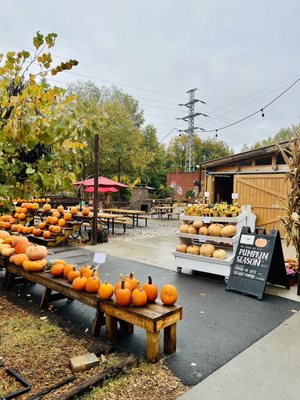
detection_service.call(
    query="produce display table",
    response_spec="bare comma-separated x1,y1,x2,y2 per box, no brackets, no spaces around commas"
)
2,264,183,362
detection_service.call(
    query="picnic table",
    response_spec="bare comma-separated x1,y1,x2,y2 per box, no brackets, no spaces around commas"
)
72,213,126,236
102,208,149,227
152,206,179,219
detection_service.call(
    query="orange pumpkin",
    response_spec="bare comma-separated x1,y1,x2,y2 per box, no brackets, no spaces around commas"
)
70,207,78,215
38,222,47,230
33,228,42,236
18,212,26,220
50,263,65,277
63,263,74,279
15,238,31,254
23,258,47,272
0,230,10,239
115,280,131,307
98,282,114,300
67,267,80,283
43,230,51,239
142,276,158,303
58,218,66,227
85,272,100,293
82,207,90,216
126,272,139,290
131,286,147,307
10,253,28,266
54,259,67,265
115,273,132,292
43,203,51,212
160,284,178,306
80,265,94,279
57,205,64,213
72,276,87,291
52,211,60,219
64,212,72,221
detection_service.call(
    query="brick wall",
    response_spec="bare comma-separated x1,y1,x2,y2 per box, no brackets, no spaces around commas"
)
167,172,204,199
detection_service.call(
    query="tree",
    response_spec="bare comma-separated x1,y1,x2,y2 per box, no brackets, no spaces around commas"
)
0,32,79,203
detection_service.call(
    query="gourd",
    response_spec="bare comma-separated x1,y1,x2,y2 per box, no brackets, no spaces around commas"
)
142,276,158,303
179,224,190,233
213,249,227,259
199,243,215,257
72,276,88,291
221,225,237,238
98,282,114,300
115,279,131,306
25,245,48,260
193,219,203,229
131,285,148,307
160,284,178,306
23,258,47,272
199,226,209,235
207,223,223,237
176,243,187,253
186,245,200,255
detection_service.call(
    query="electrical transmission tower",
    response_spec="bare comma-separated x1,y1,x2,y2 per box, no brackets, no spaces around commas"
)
177,88,208,172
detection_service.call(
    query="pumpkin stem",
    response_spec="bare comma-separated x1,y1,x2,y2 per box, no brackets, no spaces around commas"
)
129,271,134,279
148,276,152,285
121,279,125,289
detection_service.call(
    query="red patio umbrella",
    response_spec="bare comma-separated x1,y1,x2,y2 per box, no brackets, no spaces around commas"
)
83,186,118,193
75,176,129,188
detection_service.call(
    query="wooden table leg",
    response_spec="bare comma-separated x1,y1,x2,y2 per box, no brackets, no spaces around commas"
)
105,314,118,342
40,287,52,309
5,271,16,290
146,331,160,363
92,309,104,337
164,323,177,354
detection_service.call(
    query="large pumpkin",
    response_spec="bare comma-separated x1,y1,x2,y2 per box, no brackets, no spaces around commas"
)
15,238,32,254
220,225,237,238
207,224,223,237
200,243,215,257
23,258,47,272
26,245,48,260
160,284,178,306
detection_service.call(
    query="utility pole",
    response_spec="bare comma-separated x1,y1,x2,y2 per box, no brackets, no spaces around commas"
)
177,88,208,172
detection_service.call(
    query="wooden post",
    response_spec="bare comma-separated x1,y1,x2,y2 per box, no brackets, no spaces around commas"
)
146,331,160,363
164,323,177,354
92,133,99,245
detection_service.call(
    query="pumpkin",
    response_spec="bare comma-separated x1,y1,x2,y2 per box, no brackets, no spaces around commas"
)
1,247,15,257
54,259,67,265
199,226,209,235
57,205,64,213
43,230,51,239
52,211,60,219
38,222,47,230
64,212,72,221
187,226,198,235
208,224,223,237
11,253,28,266
186,245,200,255
33,228,42,236
179,224,189,233
126,272,139,290
0,230,10,239
98,282,114,300
72,276,88,291
213,249,227,260
115,273,132,292
82,207,90,216
85,273,100,293
67,267,81,283
80,265,94,279
160,284,178,306
15,238,31,254
176,243,188,253
63,263,74,279
23,258,47,272
43,203,51,212
221,225,237,238
132,286,147,307
58,218,66,227
26,245,48,260
115,280,131,307
142,276,158,303
200,243,215,257
50,263,65,277
70,207,78,215
11,224,18,232
3,237,12,245
193,219,203,229
18,212,26,220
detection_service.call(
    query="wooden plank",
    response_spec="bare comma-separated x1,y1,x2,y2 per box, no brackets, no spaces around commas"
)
91,310,104,337
146,331,160,363
100,300,163,322
155,310,182,331
105,314,118,342
237,178,286,200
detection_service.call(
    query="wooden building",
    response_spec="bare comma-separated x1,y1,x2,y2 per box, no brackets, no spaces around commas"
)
198,141,290,234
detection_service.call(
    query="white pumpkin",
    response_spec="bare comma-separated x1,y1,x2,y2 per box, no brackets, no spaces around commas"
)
213,249,227,260
199,243,215,257
192,219,203,229
221,225,237,238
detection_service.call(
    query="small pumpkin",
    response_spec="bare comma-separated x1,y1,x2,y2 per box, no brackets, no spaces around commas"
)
142,276,158,303
64,212,72,221
176,243,188,253
72,275,87,291
200,243,215,257
85,272,101,293
1,247,15,257
23,258,47,272
186,245,200,255
80,265,94,279
67,267,81,282
70,207,78,215
132,285,147,307
160,284,178,306
126,272,139,290
199,226,209,235
213,249,227,260
15,239,32,255
98,281,114,300
187,226,198,235
221,225,237,238
82,207,90,216
11,253,28,266
115,273,133,292
115,279,131,307
193,219,203,229
63,263,75,279
50,263,65,277
208,223,223,237
179,224,190,233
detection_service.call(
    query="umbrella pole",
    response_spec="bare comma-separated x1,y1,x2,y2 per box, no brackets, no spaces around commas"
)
92,134,99,245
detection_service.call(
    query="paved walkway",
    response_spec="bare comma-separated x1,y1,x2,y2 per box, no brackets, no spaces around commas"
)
86,233,300,398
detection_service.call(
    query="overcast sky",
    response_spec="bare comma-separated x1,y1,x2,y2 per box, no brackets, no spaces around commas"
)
1,0,299,152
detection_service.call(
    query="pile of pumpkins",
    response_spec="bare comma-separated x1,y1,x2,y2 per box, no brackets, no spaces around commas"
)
0,230,48,271
50,260,178,307
179,220,237,238
176,242,227,260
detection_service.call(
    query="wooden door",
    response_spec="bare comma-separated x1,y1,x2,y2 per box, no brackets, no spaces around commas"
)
234,174,289,235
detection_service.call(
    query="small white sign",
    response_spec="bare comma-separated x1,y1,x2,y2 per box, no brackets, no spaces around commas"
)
198,235,207,243
240,234,255,245
231,193,239,199
204,191,210,198
93,252,107,264
203,217,211,224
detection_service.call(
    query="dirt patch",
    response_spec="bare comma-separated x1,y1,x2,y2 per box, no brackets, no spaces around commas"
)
0,291,189,399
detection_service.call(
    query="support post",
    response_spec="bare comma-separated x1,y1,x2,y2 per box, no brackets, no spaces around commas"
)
92,134,99,245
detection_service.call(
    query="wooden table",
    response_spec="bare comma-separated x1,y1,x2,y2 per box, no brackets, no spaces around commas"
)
72,213,124,236
102,208,148,227
152,206,175,218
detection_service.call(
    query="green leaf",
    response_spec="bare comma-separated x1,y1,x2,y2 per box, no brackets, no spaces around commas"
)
26,167,35,174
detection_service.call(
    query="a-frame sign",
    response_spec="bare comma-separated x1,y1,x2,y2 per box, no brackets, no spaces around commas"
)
226,227,289,300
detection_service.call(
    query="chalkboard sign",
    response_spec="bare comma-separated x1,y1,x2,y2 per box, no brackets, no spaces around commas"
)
226,227,289,300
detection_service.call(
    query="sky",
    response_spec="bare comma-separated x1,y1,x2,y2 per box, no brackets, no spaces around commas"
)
0,0,299,152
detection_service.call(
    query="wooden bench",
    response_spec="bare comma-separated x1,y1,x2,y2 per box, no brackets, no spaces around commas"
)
112,218,131,233
100,300,182,362
167,212,181,220
3,264,182,363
